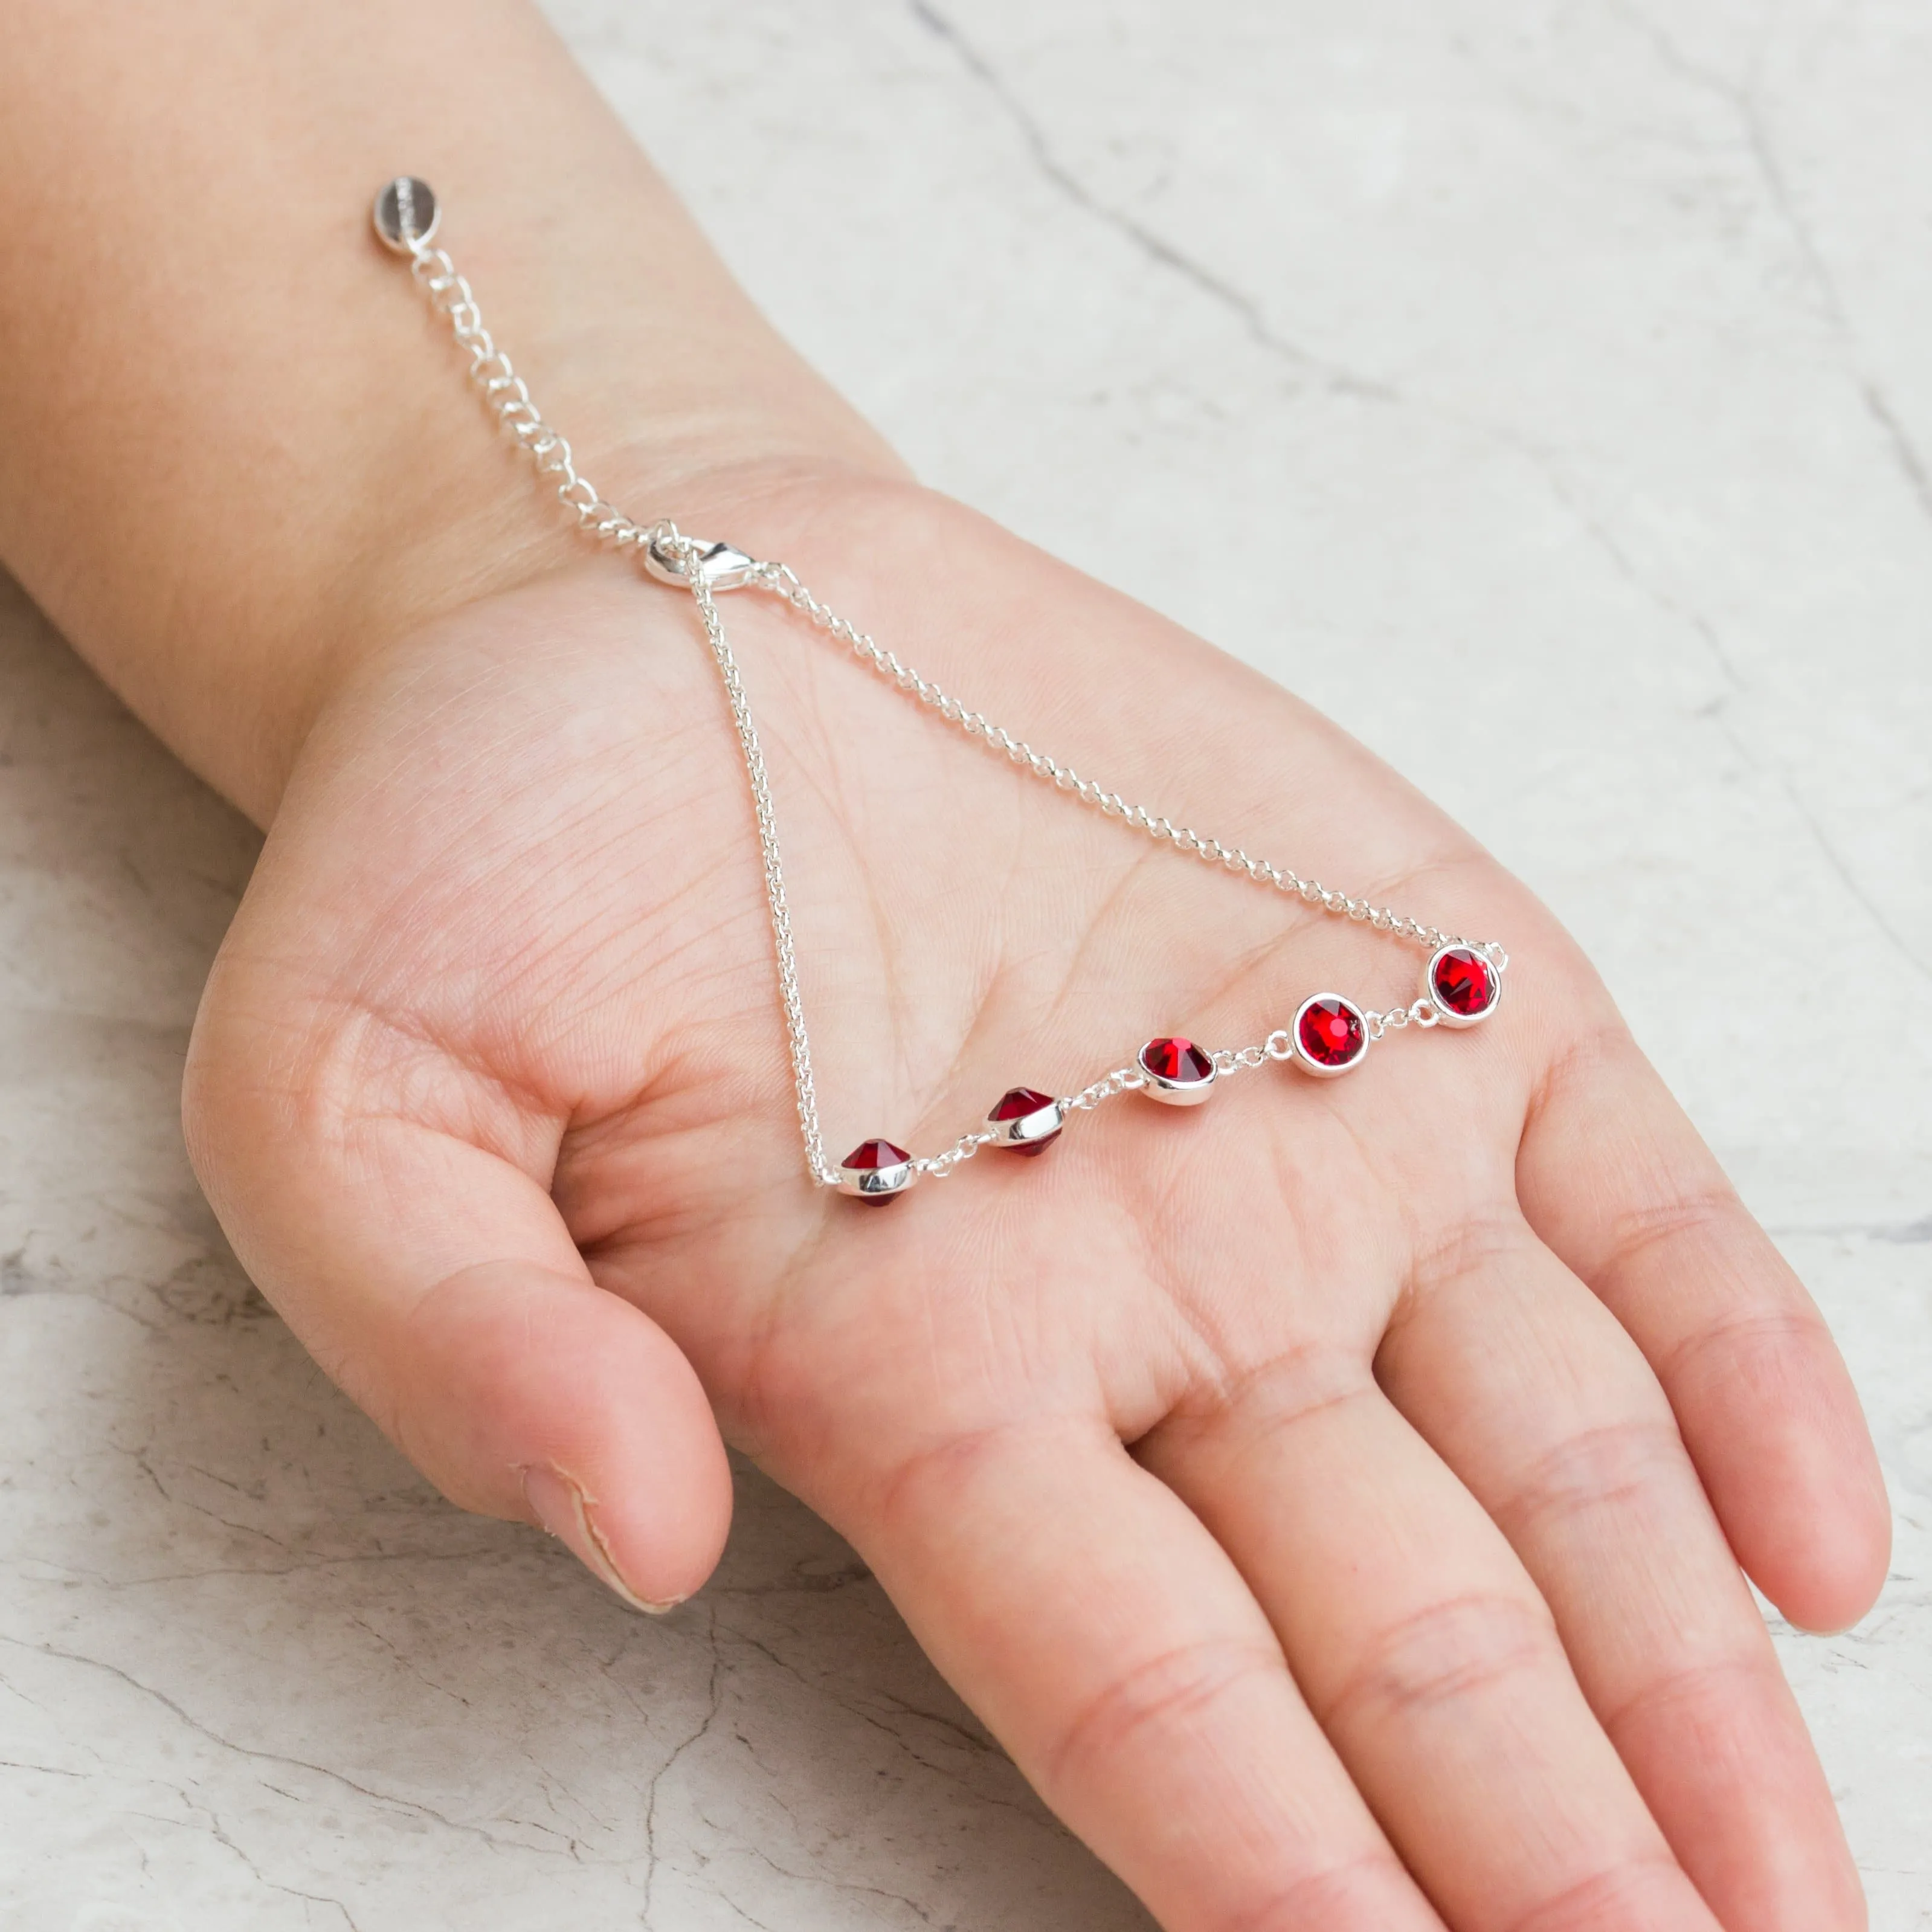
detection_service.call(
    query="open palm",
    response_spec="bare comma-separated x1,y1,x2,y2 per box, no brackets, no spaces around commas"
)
187,475,1888,1932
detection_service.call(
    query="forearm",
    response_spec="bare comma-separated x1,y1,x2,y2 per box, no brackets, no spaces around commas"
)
0,0,898,823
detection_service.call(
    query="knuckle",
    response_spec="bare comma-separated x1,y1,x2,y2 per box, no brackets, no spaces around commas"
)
1599,1184,1747,1280
872,1420,1024,1525
1156,1341,1374,1457
1503,1856,1690,1932
1598,1649,1782,1748
1322,1591,1557,1732
1666,1299,1831,1389
1495,1415,1688,1543
1045,1634,1286,1786
1404,1209,1540,1301
1211,1849,1421,1932
863,1415,1099,1541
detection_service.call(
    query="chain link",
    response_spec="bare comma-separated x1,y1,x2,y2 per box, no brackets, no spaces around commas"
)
1364,998,1444,1043
678,554,836,1185
387,192,1505,1191
915,1130,1000,1179
1061,1067,1148,1112
406,238,657,552
759,563,1469,955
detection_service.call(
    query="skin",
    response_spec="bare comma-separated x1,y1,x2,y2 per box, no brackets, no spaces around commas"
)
0,4,1892,1928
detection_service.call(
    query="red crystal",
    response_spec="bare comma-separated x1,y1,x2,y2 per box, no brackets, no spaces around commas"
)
1298,998,1364,1068
843,1139,909,1170
1431,947,1496,1017
989,1086,1061,1156
1141,1037,1214,1084
839,1139,912,1205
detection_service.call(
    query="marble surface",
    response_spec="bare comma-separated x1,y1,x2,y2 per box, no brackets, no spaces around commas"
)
3,1,1930,1925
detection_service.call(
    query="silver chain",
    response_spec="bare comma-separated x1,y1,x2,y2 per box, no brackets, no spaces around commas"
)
379,182,1506,1190
680,559,834,1185
401,233,659,554
758,561,1470,952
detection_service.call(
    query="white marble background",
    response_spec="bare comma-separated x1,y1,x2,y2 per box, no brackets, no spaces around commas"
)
2,1,1928,1925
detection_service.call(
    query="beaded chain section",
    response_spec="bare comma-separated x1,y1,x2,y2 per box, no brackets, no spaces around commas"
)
373,178,1509,1201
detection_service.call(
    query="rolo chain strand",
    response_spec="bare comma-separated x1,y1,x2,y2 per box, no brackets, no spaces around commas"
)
382,183,1505,1190
761,562,1469,954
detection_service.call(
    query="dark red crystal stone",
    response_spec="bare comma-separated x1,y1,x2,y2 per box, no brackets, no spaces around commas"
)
990,1086,1061,1156
843,1138,910,1171
1140,1037,1214,1084
1298,998,1365,1068
1431,947,1496,1017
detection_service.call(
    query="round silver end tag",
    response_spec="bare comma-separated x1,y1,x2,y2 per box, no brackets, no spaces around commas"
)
372,176,439,253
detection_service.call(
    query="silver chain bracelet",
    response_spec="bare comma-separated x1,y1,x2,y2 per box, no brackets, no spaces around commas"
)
372,177,1509,1202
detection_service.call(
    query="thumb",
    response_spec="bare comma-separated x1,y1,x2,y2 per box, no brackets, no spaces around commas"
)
184,1016,732,1613
395,1258,732,1612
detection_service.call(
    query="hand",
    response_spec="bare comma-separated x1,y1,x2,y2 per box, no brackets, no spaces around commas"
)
184,471,1889,1932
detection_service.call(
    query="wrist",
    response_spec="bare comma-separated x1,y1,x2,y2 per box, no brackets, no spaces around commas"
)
260,284,907,827
296,405,904,796
0,0,905,828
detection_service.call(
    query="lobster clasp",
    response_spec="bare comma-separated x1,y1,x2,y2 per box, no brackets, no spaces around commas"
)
643,526,760,593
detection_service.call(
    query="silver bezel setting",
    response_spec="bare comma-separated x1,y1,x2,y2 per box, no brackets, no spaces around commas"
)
1137,1040,1217,1106
835,1151,916,1200
986,1095,1067,1150
1290,993,1370,1078
1423,944,1502,1030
